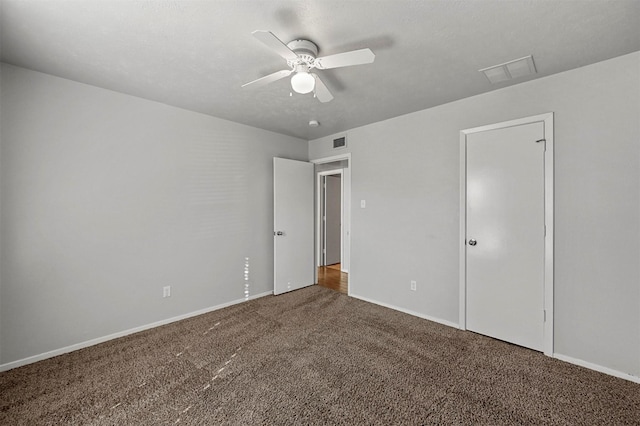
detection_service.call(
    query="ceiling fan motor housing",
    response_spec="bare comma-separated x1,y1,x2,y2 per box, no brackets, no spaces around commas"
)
286,39,319,67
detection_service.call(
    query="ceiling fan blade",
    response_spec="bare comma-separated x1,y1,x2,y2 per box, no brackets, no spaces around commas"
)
312,73,333,103
252,30,298,61
314,48,375,70
242,69,293,89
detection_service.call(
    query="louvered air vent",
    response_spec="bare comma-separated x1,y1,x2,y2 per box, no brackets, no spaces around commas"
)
333,136,346,149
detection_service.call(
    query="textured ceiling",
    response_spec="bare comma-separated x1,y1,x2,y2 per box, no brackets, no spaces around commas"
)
1,0,639,140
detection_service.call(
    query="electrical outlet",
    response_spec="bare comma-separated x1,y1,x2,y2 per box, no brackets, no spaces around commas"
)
163,286,171,298
360,200,366,208
410,280,417,291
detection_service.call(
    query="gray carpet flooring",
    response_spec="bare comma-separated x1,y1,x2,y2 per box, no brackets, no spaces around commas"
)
1,285,638,425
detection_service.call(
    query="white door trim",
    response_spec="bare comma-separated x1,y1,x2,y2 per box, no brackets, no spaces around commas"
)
311,153,351,294
317,169,343,267
459,113,554,356
311,153,352,165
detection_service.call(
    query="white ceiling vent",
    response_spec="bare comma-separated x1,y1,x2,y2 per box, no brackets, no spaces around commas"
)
479,55,537,84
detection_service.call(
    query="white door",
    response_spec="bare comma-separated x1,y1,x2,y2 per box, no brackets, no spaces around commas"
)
465,121,546,351
273,157,315,295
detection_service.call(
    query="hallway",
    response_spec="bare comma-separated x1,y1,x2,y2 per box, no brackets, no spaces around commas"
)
317,264,348,294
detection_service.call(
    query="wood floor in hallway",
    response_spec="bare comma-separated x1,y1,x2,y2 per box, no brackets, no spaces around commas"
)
317,263,348,294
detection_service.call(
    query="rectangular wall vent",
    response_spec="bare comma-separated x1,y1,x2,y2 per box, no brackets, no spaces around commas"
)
333,136,347,149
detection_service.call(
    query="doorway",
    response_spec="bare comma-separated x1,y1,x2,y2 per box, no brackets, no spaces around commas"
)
459,113,554,356
312,154,351,295
319,171,342,267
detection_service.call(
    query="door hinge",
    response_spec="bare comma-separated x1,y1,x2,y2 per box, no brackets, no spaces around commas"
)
543,309,547,322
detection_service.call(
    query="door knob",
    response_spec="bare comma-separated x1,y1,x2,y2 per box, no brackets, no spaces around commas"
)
468,239,477,246
274,231,284,236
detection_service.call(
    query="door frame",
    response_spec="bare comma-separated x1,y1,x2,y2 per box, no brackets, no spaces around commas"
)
311,153,351,294
459,113,554,356
317,170,344,267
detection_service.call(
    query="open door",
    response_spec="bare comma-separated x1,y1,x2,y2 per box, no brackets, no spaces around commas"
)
273,158,315,295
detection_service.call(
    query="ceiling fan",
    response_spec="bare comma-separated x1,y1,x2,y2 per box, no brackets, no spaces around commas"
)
242,30,375,103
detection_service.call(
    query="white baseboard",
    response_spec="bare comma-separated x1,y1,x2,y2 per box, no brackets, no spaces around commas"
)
349,294,640,384
6,290,637,385
553,353,640,384
349,293,460,329
0,291,272,372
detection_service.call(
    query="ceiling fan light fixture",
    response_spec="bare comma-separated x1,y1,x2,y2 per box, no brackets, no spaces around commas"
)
291,71,315,94
243,30,374,102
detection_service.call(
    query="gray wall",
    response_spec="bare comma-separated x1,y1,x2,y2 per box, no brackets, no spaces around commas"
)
309,52,640,378
0,64,307,365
